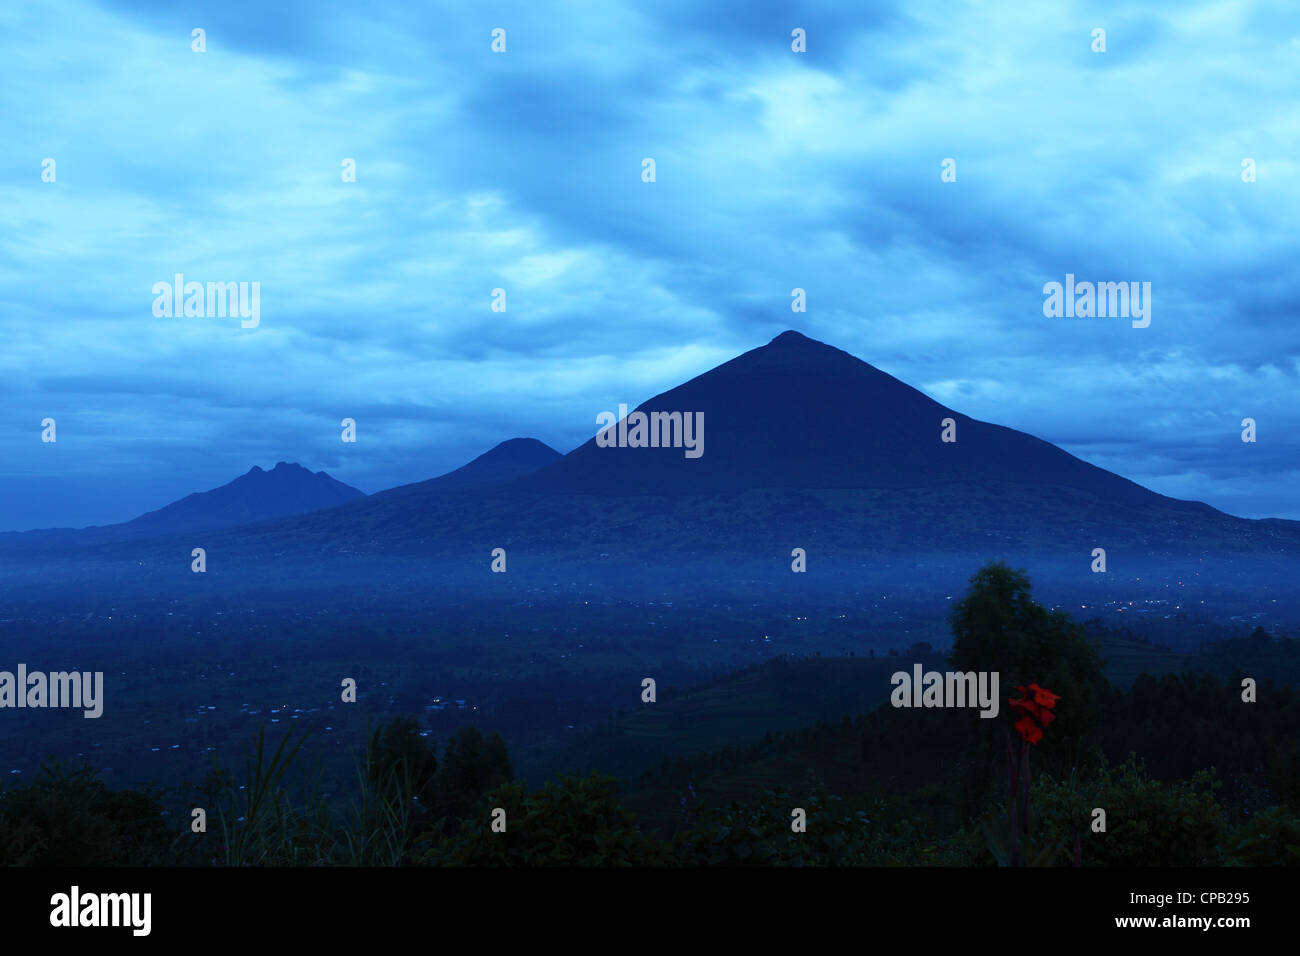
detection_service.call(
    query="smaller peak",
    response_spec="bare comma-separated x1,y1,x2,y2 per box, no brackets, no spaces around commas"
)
247,465,264,474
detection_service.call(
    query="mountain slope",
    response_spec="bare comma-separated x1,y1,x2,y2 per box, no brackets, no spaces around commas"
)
121,461,366,535
520,330,1181,504
380,438,561,496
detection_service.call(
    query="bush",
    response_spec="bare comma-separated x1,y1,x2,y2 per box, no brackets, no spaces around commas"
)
0,762,174,866
425,773,670,866
1224,806,1300,866
1029,754,1223,866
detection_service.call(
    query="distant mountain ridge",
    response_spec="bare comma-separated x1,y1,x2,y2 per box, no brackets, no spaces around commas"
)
0,438,565,557
0,461,366,545
2,331,1298,580
172,329,1296,564
121,461,366,536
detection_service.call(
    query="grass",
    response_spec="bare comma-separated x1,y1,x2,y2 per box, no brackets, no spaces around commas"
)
210,722,427,866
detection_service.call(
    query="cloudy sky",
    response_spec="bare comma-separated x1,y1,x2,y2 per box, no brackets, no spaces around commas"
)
1,0,1297,529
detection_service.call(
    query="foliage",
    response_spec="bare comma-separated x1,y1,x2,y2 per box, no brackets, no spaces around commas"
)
425,773,670,866
0,760,174,866
949,562,1107,760
213,723,325,866
673,790,985,866
434,727,513,833
367,715,437,805
1029,753,1223,866
1224,806,1300,866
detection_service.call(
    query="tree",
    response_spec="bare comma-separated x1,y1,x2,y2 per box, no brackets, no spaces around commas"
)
949,562,1107,767
0,762,173,866
368,716,438,806
436,727,513,825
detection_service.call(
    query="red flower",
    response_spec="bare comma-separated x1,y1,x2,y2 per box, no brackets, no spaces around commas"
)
1014,716,1043,745
1027,683,1060,709
1008,684,1060,745
1010,696,1041,720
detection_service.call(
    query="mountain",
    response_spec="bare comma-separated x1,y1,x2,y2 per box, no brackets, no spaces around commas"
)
383,438,561,495
119,461,366,536
521,330,1168,503
3,331,1299,596
0,461,367,558
185,329,1296,564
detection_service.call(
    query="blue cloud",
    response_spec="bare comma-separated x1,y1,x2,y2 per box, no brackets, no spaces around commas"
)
0,0,1297,529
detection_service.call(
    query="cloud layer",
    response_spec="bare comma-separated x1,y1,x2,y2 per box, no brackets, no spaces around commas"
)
1,0,1297,528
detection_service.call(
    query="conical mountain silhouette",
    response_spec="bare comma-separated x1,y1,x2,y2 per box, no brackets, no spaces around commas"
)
523,330,1162,504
